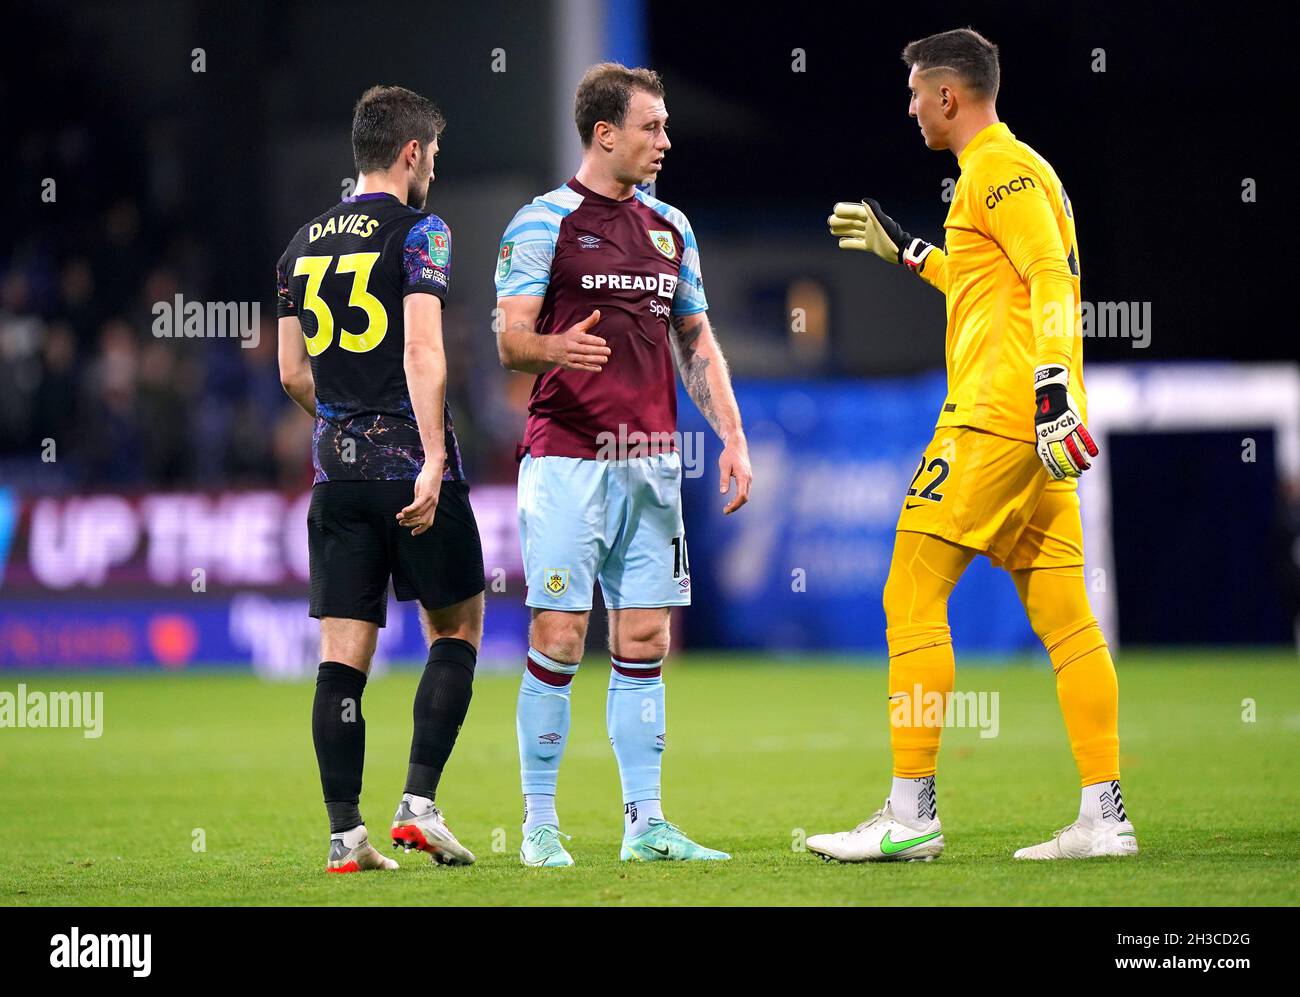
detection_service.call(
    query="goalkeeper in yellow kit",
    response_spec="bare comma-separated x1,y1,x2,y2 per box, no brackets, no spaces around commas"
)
806,28,1137,862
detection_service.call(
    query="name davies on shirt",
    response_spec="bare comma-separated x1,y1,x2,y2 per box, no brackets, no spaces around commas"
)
309,213,380,241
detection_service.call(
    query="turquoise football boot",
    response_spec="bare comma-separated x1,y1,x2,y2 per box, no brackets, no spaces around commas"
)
520,825,574,867
620,818,731,862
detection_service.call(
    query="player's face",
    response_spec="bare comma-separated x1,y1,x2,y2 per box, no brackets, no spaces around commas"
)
613,90,670,186
907,66,947,150
407,137,438,209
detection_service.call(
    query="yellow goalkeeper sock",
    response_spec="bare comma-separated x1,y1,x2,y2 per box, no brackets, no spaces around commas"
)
884,532,973,779
1014,567,1120,787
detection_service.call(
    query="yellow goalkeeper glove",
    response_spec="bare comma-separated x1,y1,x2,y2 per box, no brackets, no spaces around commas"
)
827,198,935,272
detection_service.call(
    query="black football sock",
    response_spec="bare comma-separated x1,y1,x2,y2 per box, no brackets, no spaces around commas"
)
405,637,477,800
312,661,368,834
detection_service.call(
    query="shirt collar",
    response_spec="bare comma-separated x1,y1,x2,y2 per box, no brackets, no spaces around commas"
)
568,177,639,204
957,121,1012,169
342,191,400,205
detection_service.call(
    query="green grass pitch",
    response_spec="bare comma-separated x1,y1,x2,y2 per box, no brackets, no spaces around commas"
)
2,651,1297,906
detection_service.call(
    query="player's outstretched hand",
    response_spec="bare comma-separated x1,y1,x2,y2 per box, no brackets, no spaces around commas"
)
719,435,752,515
827,199,934,271
550,309,609,372
397,461,443,536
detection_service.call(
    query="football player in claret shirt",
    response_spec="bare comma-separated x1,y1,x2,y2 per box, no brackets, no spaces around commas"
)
807,29,1136,863
276,86,484,873
495,63,752,866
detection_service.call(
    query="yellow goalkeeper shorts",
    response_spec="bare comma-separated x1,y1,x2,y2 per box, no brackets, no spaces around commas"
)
895,425,1084,571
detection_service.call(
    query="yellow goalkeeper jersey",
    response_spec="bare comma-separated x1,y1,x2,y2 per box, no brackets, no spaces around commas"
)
916,122,1085,443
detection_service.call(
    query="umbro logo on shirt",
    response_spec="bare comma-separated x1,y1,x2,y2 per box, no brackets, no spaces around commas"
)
577,235,602,250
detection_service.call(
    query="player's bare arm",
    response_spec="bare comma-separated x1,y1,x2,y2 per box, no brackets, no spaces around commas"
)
671,311,751,514
277,315,316,416
496,294,608,374
398,293,448,536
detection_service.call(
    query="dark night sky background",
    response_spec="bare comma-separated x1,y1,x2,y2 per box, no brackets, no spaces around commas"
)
4,1,1294,367
648,0,1294,364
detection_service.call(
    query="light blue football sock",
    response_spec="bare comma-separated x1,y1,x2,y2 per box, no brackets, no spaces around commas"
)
517,650,576,834
606,664,666,818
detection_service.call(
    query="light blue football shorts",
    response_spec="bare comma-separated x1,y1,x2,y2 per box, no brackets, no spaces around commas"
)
517,452,692,611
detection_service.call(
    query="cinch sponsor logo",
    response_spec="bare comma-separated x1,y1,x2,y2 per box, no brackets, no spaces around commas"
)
49,928,151,977
984,175,1037,209
580,272,677,298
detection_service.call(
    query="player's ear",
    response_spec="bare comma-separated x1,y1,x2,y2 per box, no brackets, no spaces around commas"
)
402,138,421,171
940,85,957,118
593,120,616,153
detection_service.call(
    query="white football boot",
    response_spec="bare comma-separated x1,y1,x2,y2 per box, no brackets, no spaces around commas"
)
390,796,476,866
806,801,944,863
326,825,399,874
1013,816,1138,860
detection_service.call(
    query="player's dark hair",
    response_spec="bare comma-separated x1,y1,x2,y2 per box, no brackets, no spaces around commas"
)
902,28,1000,100
574,62,665,147
352,85,445,174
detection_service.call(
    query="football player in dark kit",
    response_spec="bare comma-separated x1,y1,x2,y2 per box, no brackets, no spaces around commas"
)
276,86,484,873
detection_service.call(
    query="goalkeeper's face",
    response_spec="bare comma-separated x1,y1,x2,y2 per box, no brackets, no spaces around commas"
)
907,65,949,151
609,89,671,186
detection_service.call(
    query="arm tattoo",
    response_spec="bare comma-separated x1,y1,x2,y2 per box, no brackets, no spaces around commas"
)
672,314,719,433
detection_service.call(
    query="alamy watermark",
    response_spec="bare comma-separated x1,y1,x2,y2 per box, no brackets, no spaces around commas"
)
595,425,707,478
1042,299,1151,349
152,294,260,348
50,928,150,976
890,684,1000,739
0,685,103,738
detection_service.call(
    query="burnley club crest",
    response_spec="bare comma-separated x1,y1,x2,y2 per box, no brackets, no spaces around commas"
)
543,568,569,597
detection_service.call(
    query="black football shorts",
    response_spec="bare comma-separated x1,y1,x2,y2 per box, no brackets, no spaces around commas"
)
307,479,485,627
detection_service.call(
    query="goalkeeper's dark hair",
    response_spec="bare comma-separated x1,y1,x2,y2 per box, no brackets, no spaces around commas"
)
902,28,1000,100
574,62,665,147
352,85,445,174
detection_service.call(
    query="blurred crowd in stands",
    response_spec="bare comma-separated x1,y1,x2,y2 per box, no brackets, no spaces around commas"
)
1,192,528,493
